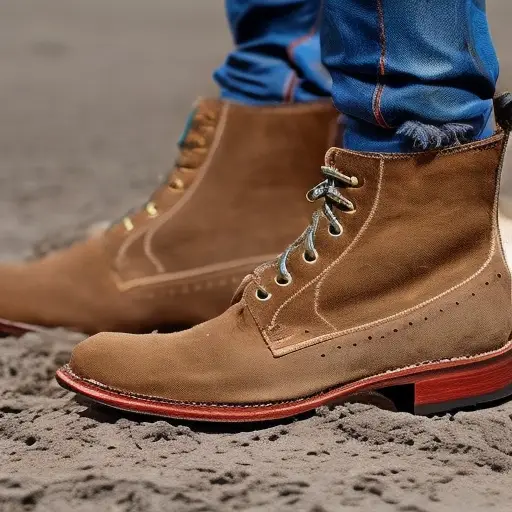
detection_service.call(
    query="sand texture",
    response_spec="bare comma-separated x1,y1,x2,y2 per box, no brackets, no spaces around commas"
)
1,331,512,511
1,1,512,511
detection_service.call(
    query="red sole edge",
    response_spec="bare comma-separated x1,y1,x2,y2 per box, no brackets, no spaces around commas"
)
56,342,512,422
0,318,46,337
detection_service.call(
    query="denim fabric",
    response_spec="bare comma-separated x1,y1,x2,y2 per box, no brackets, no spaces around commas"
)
214,0,331,104
321,0,499,151
216,0,498,152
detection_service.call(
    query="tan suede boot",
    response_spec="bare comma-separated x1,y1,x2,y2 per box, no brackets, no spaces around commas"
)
0,99,337,336
58,100,512,421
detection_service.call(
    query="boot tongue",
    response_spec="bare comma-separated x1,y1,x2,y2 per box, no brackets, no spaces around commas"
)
174,98,222,171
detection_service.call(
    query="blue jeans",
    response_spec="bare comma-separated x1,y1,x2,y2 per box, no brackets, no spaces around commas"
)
215,0,498,152
214,0,331,104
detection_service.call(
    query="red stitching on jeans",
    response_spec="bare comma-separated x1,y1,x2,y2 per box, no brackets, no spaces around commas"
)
373,0,392,128
283,29,316,103
287,29,317,62
283,72,299,103
283,2,323,103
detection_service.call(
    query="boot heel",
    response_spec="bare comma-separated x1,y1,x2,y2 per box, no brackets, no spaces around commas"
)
412,349,512,415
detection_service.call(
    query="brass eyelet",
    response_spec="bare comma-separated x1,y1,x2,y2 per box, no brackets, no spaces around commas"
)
328,224,343,237
145,201,158,218
275,276,292,287
351,175,364,188
255,289,272,301
344,199,357,214
302,251,318,264
170,178,185,191
123,217,134,232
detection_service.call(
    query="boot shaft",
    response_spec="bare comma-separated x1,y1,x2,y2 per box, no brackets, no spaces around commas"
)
111,99,339,281
243,132,512,356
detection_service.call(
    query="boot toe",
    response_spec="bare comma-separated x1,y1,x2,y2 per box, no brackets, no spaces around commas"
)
68,330,192,400
69,332,142,390
65,304,268,403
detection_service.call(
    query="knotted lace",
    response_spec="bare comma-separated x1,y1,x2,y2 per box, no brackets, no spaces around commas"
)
256,165,359,299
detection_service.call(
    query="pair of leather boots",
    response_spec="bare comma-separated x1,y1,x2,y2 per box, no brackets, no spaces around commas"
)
2,96,512,422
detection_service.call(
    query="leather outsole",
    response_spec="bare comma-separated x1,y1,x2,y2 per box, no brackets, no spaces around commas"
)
0,318,46,338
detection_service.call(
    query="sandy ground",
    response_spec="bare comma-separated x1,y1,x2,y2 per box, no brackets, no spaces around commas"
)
1,2,512,511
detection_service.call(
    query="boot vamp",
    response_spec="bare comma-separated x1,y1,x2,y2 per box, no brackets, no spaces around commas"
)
68,300,346,404
67,257,512,406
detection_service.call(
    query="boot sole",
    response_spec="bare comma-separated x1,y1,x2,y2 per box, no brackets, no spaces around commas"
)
55,341,512,422
0,318,46,337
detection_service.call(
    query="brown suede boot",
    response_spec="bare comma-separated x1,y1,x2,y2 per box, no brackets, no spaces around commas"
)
0,99,337,336
58,103,512,421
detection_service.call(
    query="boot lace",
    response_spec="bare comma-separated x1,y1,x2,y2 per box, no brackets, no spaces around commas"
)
255,166,359,300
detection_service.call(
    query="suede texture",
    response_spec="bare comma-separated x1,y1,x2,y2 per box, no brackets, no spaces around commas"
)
68,133,512,404
0,99,338,334
246,133,507,353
